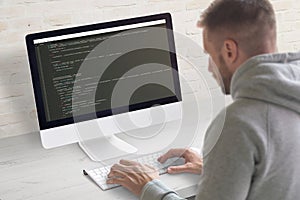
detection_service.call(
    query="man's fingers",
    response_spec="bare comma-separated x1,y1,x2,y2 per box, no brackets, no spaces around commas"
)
110,162,146,175
107,161,160,196
119,159,140,166
167,163,194,174
108,168,128,178
110,163,127,172
107,176,125,185
158,149,186,163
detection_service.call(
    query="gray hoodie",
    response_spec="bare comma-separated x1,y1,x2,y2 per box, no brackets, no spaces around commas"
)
140,52,300,200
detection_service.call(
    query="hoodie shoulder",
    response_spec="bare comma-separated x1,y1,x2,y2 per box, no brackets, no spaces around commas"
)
225,98,268,130
203,98,269,160
230,52,300,115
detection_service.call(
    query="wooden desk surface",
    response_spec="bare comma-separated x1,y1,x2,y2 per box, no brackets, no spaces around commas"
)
0,132,201,200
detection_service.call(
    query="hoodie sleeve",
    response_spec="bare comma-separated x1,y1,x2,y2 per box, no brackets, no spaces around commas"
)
140,179,186,200
196,106,262,200
141,102,264,200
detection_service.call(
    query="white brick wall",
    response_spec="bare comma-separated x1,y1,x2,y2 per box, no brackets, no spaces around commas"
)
0,0,299,139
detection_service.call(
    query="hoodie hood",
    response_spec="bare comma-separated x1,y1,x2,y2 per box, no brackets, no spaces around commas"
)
231,52,300,115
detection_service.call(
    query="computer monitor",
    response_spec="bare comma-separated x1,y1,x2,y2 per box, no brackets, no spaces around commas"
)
26,13,182,161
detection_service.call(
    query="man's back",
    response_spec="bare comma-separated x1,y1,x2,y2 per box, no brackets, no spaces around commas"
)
198,52,300,200
248,101,300,199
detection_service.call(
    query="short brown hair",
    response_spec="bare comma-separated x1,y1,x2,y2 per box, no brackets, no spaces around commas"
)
199,0,277,56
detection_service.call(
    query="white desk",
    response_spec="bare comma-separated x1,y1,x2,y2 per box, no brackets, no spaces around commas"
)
0,132,201,200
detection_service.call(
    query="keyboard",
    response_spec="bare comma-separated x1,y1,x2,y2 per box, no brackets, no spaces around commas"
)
83,152,185,190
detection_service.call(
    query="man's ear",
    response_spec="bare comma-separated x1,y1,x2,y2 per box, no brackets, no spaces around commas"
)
221,39,238,67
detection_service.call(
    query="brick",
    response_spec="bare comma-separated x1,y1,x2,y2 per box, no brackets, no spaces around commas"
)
295,21,300,30
0,75,10,86
0,31,27,46
10,96,35,113
148,0,171,2
25,2,77,18
186,45,203,59
173,17,187,34
182,69,201,81
7,17,43,32
172,11,186,23
0,59,29,73
29,108,37,119
284,11,300,22
0,84,28,99
0,21,7,32
0,6,25,19
293,0,300,10
178,58,192,70
187,57,209,71
189,80,201,92
72,11,95,25
0,111,28,125
9,71,31,84
189,34,202,45
295,11,300,21
277,42,293,52
4,0,41,4
0,44,25,59
185,21,201,35
54,0,94,11
0,120,38,138
275,11,285,22
186,0,211,10
283,31,300,43
173,25,186,35
101,7,133,21
24,3,50,17
44,14,72,27
176,47,188,61
0,72,12,85
180,79,196,94
0,99,11,114
293,43,300,51
277,22,293,33
272,0,294,11
93,0,137,8
155,1,186,13
0,127,9,139
120,4,158,17
185,10,201,22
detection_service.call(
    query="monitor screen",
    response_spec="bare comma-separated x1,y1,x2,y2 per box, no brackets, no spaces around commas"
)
26,13,181,130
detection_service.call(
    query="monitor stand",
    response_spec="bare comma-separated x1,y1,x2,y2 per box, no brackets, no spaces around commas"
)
78,135,137,163
75,102,182,163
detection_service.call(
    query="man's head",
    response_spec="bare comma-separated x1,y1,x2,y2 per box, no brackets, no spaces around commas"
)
198,0,277,94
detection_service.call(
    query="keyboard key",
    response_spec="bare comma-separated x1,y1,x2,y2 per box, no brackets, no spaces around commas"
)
83,152,185,191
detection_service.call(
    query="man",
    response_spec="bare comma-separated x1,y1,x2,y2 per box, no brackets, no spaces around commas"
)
107,0,300,199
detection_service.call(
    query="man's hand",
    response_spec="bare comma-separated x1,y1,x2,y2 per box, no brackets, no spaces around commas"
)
158,148,203,174
107,159,159,196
